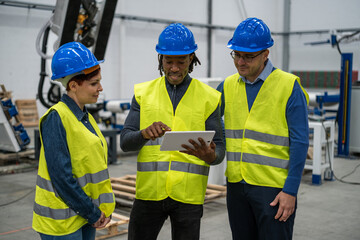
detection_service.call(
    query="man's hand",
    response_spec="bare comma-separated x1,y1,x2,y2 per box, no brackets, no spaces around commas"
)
180,138,216,164
92,212,111,229
269,191,296,222
141,121,171,140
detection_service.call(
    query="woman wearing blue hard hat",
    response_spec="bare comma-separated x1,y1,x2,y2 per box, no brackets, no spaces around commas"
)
32,42,115,240
121,23,225,240
217,18,309,240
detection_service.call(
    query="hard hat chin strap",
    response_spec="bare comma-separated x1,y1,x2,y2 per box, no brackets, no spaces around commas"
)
56,72,80,88
55,65,100,88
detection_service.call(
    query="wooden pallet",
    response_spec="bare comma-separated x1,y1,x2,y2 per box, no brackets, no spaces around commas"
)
15,99,39,127
0,149,35,160
0,84,12,100
110,174,227,206
0,149,35,166
95,213,129,240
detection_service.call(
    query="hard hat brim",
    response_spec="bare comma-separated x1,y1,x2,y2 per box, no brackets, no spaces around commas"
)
227,40,274,53
156,47,197,56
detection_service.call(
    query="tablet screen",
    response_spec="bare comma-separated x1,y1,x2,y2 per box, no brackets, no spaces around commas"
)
160,131,215,151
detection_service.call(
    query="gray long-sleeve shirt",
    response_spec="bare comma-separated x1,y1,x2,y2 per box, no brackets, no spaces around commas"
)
120,75,225,165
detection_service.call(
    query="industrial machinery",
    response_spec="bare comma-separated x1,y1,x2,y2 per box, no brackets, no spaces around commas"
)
306,30,360,157
350,85,360,153
337,53,354,156
102,99,131,130
303,30,360,183
308,91,339,121
29,0,121,161
0,98,30,152
36,0,118,109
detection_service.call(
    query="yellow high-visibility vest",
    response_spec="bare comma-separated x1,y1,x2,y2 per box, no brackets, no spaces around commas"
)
32,101,115,236
224,69,308,188
134,76,221,204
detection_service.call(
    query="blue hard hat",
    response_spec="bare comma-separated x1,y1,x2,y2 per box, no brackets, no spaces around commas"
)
156,23,198,55
51,42,103,80
227,18,274,52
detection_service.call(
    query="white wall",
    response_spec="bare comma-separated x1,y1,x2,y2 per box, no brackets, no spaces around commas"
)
1,0,360,116
290,0,360,72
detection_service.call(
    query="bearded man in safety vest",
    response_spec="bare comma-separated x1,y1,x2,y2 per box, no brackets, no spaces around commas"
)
120,23,225,240
217,18,309,240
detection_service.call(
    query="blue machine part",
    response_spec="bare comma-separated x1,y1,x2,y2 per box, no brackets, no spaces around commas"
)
337,53,353,157
2,99,18,118
13,123,31,148
312,174,322,185
313,91,340,120
120,102,130,111
0,98,31,151
316,92,340,109
330,34,337,47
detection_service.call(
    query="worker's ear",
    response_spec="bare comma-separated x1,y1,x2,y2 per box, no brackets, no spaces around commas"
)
68,80,77,91
189,53,194,62
263,49,269,58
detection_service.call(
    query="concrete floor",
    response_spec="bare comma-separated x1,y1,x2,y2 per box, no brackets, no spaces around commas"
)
1,152,360,240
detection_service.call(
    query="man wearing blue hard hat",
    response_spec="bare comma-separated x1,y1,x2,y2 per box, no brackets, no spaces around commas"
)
217,18,309,240
32,42,115,239
121,23,225,239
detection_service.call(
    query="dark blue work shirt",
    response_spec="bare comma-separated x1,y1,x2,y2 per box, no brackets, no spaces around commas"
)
217,59,309,196
40,94,101,224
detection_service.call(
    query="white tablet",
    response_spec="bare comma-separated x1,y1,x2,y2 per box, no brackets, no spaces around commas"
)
160,131,215,151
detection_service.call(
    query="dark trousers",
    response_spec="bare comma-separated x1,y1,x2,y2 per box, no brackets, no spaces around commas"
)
128,197,203,240
227,181,296,240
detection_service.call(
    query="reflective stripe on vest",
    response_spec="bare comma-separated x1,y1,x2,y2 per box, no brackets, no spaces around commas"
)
137,161,210,176
36,169,109,193
171,161,210,176
144,137,163,146
77,169,110,187
226,152,289,169
36,175,59,197
34,193,114,220
225,129,289,146
137,161,169,171
225,129,243,139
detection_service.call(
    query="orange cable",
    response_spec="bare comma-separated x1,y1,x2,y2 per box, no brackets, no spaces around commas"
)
0,226,32,236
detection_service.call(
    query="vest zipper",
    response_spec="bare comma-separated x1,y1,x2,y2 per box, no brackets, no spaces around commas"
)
171,85,176,114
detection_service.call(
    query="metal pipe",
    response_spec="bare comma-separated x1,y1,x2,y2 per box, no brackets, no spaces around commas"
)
282,0,290,71
207,0,212,77
0,0,54,11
